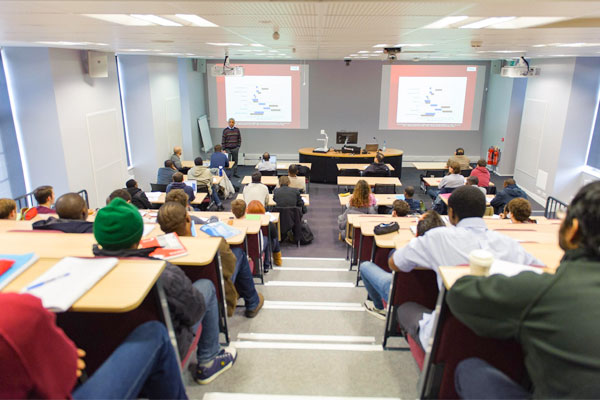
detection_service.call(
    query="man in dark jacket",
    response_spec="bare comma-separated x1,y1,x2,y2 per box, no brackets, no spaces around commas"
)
92,198,237,385
448,181,600,399
125,179,152,209
166,172,195,204
490,178,528,214
222,118,241,177
157,160,177,185
273,176,305,214
32,193,93,233
364,152,390,176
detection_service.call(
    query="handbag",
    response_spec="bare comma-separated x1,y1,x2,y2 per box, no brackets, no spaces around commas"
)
374,221,399,235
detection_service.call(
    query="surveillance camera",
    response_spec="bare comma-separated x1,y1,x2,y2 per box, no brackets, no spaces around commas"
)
272,31,280,40
344,59,351,66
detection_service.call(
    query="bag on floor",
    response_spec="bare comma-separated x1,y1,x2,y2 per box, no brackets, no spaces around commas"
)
298,221,314,245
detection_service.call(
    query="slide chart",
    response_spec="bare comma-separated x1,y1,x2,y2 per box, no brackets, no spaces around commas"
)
225,76,292,123
396,77,467,124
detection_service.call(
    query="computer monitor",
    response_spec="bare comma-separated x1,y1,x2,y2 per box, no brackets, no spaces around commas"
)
336,131,358,145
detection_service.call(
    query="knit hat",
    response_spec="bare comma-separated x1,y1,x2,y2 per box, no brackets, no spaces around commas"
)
93,197,143,250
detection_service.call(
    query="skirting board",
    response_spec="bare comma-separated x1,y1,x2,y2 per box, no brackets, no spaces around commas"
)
239,153,480,166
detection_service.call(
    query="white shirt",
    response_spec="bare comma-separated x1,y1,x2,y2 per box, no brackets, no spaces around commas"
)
439,173,464,189
243,183,270,207
392,217,543,347
256,160,276,172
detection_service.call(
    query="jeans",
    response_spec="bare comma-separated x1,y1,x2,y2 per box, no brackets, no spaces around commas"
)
397,301,431,350
426,187,441,199
231,247,260,309
191,279,221,363
72,321,187,400
211,184,222,206
228,147,239,175
269,222,280,252
455,358,531,399
360,261,392,310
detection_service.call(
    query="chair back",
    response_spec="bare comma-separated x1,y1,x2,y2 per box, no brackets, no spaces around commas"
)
363,170,390,178
340,169,362,177
296,165,310,177
260,170,277,176
150,183,167,192
544,196,567,219
273,206,302,244
197,184,209,193
374,184,395,194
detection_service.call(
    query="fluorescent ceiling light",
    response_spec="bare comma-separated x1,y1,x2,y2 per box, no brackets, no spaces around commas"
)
117,49,147,52
357,50,370,53
478,50,525,53
238,49,253,52
372,44,388,48
36,41,108,46
556,42,600,47
394,43,431,47
459,17,515,29
250,43,264,47
268,50,278,53
174,14,217,27
424,15,468,29
532,44,547,48
159,52,183,56
130,14,182,27
350,54,358,56
374,50,383,54
82,14,153,26
207,42,243,46
488,16,569,29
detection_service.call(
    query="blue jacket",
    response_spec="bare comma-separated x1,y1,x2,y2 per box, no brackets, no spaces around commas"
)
210,152,229,169
405,198,420,212
157,167,176,185
166,181,195,203
490,184,528,214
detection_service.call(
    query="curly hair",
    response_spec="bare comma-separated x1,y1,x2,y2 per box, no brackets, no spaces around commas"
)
349,180,371,208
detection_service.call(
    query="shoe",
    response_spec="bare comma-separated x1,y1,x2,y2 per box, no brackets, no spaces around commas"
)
217,204,225,211
363,300,386,320
245,293,264,318
195,346,237,384
273,251,282,266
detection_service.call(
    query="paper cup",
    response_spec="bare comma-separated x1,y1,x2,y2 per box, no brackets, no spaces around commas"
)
469,249,494,276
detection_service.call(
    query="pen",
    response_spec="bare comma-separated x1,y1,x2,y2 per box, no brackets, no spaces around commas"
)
25,272,71,291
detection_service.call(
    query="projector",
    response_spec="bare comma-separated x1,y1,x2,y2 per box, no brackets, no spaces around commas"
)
211,65,244,77
500,66,540,78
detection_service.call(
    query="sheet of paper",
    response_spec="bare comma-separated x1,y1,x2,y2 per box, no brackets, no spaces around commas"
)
489,259,543,278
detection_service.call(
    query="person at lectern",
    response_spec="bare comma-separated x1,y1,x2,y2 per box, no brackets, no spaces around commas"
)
222,118,241,178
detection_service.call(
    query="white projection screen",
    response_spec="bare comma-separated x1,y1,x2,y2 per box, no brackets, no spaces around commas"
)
207,63,309,129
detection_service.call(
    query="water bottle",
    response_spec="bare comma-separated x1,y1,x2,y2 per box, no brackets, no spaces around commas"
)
419,200,426,212
219,166,223,177
382,140,387,152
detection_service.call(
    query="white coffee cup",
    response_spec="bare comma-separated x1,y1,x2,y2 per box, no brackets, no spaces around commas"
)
469,249,494,276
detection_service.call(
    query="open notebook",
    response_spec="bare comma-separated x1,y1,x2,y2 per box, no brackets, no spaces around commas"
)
21,257,118,312
0,253,39,290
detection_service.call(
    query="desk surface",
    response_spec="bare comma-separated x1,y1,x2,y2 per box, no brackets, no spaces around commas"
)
439,193,494,205
413,162,472,170
236,193,309,207
2,257,165,313
182,160,235,169
147,192,207,205
337,176,402,187
254,162,312,170
241,176,279,186
338,193,404,207
190,211,278,226
336,163,395,171
299,147,403,158
439,264,554,290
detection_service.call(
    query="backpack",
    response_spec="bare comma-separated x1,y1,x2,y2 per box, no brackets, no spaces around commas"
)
297,220,314,245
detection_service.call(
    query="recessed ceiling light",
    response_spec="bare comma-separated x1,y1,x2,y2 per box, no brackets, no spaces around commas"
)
36,41,108,46
357,50,370,53
556,42,600,47
350,54,358,56
479,50,525,53
423,15,469,29
372,44,389,48
159,52,183,56
532,44,547,48
268,50,278,53
130,14,182,27
174,14,217,27
206,42,243,46
152,40,174,43
117,49,147,52
394,43,432,47
373,50,384,54
459,17,515,29
488,16,569,29
250,43,265,47
82,14,154,26
238,49,253,52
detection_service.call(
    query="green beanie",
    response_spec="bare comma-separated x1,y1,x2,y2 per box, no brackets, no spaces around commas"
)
94,197,144,250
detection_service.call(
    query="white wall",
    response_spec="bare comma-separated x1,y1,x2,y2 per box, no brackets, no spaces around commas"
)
178,58,207,160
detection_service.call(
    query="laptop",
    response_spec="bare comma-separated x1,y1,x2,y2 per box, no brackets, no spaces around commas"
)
269,155,277,164
365,143,379,152
184,180,197,192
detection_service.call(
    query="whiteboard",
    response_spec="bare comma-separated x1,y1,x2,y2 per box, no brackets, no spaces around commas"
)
197,115,213,152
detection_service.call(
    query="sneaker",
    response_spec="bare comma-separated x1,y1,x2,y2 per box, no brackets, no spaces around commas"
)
245,293,264,318
363,300,386,320
217,204,225,211
195,346,237,384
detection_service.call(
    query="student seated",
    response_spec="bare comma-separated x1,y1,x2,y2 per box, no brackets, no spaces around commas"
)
392,186,541,351
287,164,306,193
171,146,190,174
166,172,195,204
256,152,276,172
364,152,391,176
273,176,305,212
157,160,177,185
466,176,487,196
243,172,269,207
469,158,490,187
125,179,152,209
33,185,56,214
501,198,537,224
427,161,464,199
187,157,223,210
92,198,237,383
0,198,17,220
207,146,235,199
32,193,93,233
391,199,410,217
403,186,420,213
338,179,376,240
447,147,470,171
239,199,283,268
448,181,600,399
0,293,187,399
157,201,264,319
107,188,132,205
209,144,229,170
361,210,445,319
490,178,528,214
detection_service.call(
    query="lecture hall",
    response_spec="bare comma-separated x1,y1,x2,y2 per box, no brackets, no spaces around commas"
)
1,1,600,399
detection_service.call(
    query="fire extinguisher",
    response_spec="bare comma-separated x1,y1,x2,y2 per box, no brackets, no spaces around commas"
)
492,147,500,166
487,146,494,165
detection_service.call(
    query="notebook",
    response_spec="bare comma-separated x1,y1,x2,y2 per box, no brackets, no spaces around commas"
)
489,259,544,277
0,253,39,290
21,257,118,312
200,221,241,239
139,232,188,260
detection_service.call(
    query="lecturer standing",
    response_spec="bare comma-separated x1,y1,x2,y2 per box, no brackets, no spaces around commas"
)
222,118,241,177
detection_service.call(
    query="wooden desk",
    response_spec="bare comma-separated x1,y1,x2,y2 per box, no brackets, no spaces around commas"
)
412,162,450,171
424,177,494,189
439,193,495,205
254,162,312,171
236,193,310,207
338,193,402,208
337,176,402,191
337,163,395,171
299,147,403,183
147,192,207,205
182,160,235,169
241,175,279,186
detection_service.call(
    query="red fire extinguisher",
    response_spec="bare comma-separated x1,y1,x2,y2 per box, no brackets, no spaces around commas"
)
487,146,494,165
492,147,500,166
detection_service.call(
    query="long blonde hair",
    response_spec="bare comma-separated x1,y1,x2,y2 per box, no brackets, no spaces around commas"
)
350,180,371,208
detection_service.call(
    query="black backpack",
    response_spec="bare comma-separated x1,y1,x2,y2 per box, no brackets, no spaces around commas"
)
295,220,314,245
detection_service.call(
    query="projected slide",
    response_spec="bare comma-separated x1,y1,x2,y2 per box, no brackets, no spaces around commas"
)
207,64,309,129
225,76,292,123
379,64,486,131
396,77,467,124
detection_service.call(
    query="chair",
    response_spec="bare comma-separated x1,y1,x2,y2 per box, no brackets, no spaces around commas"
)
77,189,90,208
150,183,167,192
196,184,211,210
544,196,567,219
273,206,302,247
260,170,277,176
363,170,390,178
340,169,362,177
374,184,395,194
296,165,311,193
460,169,471,177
